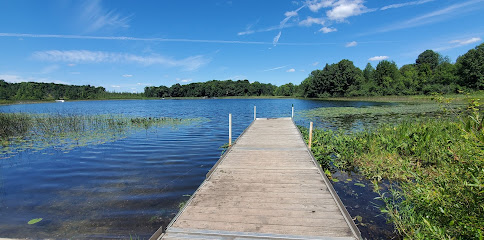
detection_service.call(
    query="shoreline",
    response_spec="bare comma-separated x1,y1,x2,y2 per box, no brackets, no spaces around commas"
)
1,91,482,106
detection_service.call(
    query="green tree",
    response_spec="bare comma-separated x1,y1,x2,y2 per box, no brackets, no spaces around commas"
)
275,83,295,96
416,50,440,71
333,59,363,96
399,64,419,95
299,76,317,97
457,43,484,89
363,63,375,83
375,60,402,95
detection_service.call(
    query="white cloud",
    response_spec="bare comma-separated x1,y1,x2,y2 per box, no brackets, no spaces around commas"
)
368,56,389,61
0,74,69,84
450,37,482,45
285,10,298,17
70,72,81,75
111,85,121,88
273,31,282,46
381,0,435,11
237,30,255,36
308,0,335,12
345,41,357,47
434,37,482,52
287,68,296,72
80,0,131,33
122,74,133,77
237,24,298,36
0,74,28,83
319,27,337,33
373,0,484,34
312,61,319,66
262,65,288,72
67,63,76,67
32,50,210,71
299,16,325,26
176,78,193,83
227,75,247,80
326,0,369,21
238,4,304,38
271,5,305,46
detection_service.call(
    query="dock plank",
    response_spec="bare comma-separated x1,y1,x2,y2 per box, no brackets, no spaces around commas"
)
156,118,361,240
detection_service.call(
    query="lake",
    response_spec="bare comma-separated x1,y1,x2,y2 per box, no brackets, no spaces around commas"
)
0,99,394,239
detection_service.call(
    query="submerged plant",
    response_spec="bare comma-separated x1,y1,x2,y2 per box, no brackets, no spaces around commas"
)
0,113,205,159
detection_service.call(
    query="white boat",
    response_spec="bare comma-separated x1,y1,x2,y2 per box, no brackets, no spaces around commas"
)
55,100,65,103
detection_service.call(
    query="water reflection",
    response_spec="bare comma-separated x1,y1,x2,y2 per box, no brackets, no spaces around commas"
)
0,99,393,239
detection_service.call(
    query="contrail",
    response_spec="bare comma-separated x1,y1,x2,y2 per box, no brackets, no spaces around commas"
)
0,32,340,46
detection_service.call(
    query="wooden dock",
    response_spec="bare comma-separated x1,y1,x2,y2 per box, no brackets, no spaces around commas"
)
153,118,361,240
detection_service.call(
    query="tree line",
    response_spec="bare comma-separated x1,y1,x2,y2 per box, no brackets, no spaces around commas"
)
145,43,484,98
1,43,483,100
0,81,142,101
144,80,277,98
300,43,484,97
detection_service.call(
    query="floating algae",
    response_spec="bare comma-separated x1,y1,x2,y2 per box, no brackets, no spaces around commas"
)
0,113,205,159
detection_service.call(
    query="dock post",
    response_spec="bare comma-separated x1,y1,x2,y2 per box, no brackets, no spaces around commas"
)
229,113,232,146
254,106,256,120
292,104,294,119
308,122,313,149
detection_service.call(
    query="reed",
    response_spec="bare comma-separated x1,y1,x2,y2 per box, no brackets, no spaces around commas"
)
0,113,203,158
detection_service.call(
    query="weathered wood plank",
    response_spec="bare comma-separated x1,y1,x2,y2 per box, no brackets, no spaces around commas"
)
189,197,341,211
157,118,361,240
170,220,354,237
182,206,343,218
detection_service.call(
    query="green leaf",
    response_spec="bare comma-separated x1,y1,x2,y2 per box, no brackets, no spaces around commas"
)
28,218,43,225
332,178,340,182
354,183,366,187
356,215,363,222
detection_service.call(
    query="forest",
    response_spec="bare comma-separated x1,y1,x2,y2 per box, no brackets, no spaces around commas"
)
1,43,483,101
300,43,484,97
145,43,484,98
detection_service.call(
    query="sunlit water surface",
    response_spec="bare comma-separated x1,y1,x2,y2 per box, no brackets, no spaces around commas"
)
0,99,395,239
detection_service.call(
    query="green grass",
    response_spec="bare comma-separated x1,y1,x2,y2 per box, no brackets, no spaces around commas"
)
0,113,204,158
300,101,484,239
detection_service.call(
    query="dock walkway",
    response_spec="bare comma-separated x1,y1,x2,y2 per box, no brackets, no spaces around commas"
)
155,118,361,240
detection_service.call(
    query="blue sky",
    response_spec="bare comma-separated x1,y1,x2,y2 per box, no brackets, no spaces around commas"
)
0,0,483,92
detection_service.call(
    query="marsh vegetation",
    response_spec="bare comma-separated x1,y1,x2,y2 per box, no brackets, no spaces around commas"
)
300,97,484,239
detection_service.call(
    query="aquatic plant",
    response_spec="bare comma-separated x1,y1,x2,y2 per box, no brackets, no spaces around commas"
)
300,102,484,239
300,101,463,130
27,218,43,225
0,113,204,159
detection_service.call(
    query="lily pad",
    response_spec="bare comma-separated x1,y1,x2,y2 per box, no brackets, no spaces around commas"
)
28,218,43,224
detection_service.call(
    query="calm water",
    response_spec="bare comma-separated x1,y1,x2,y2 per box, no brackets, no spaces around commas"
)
0,99,394,239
